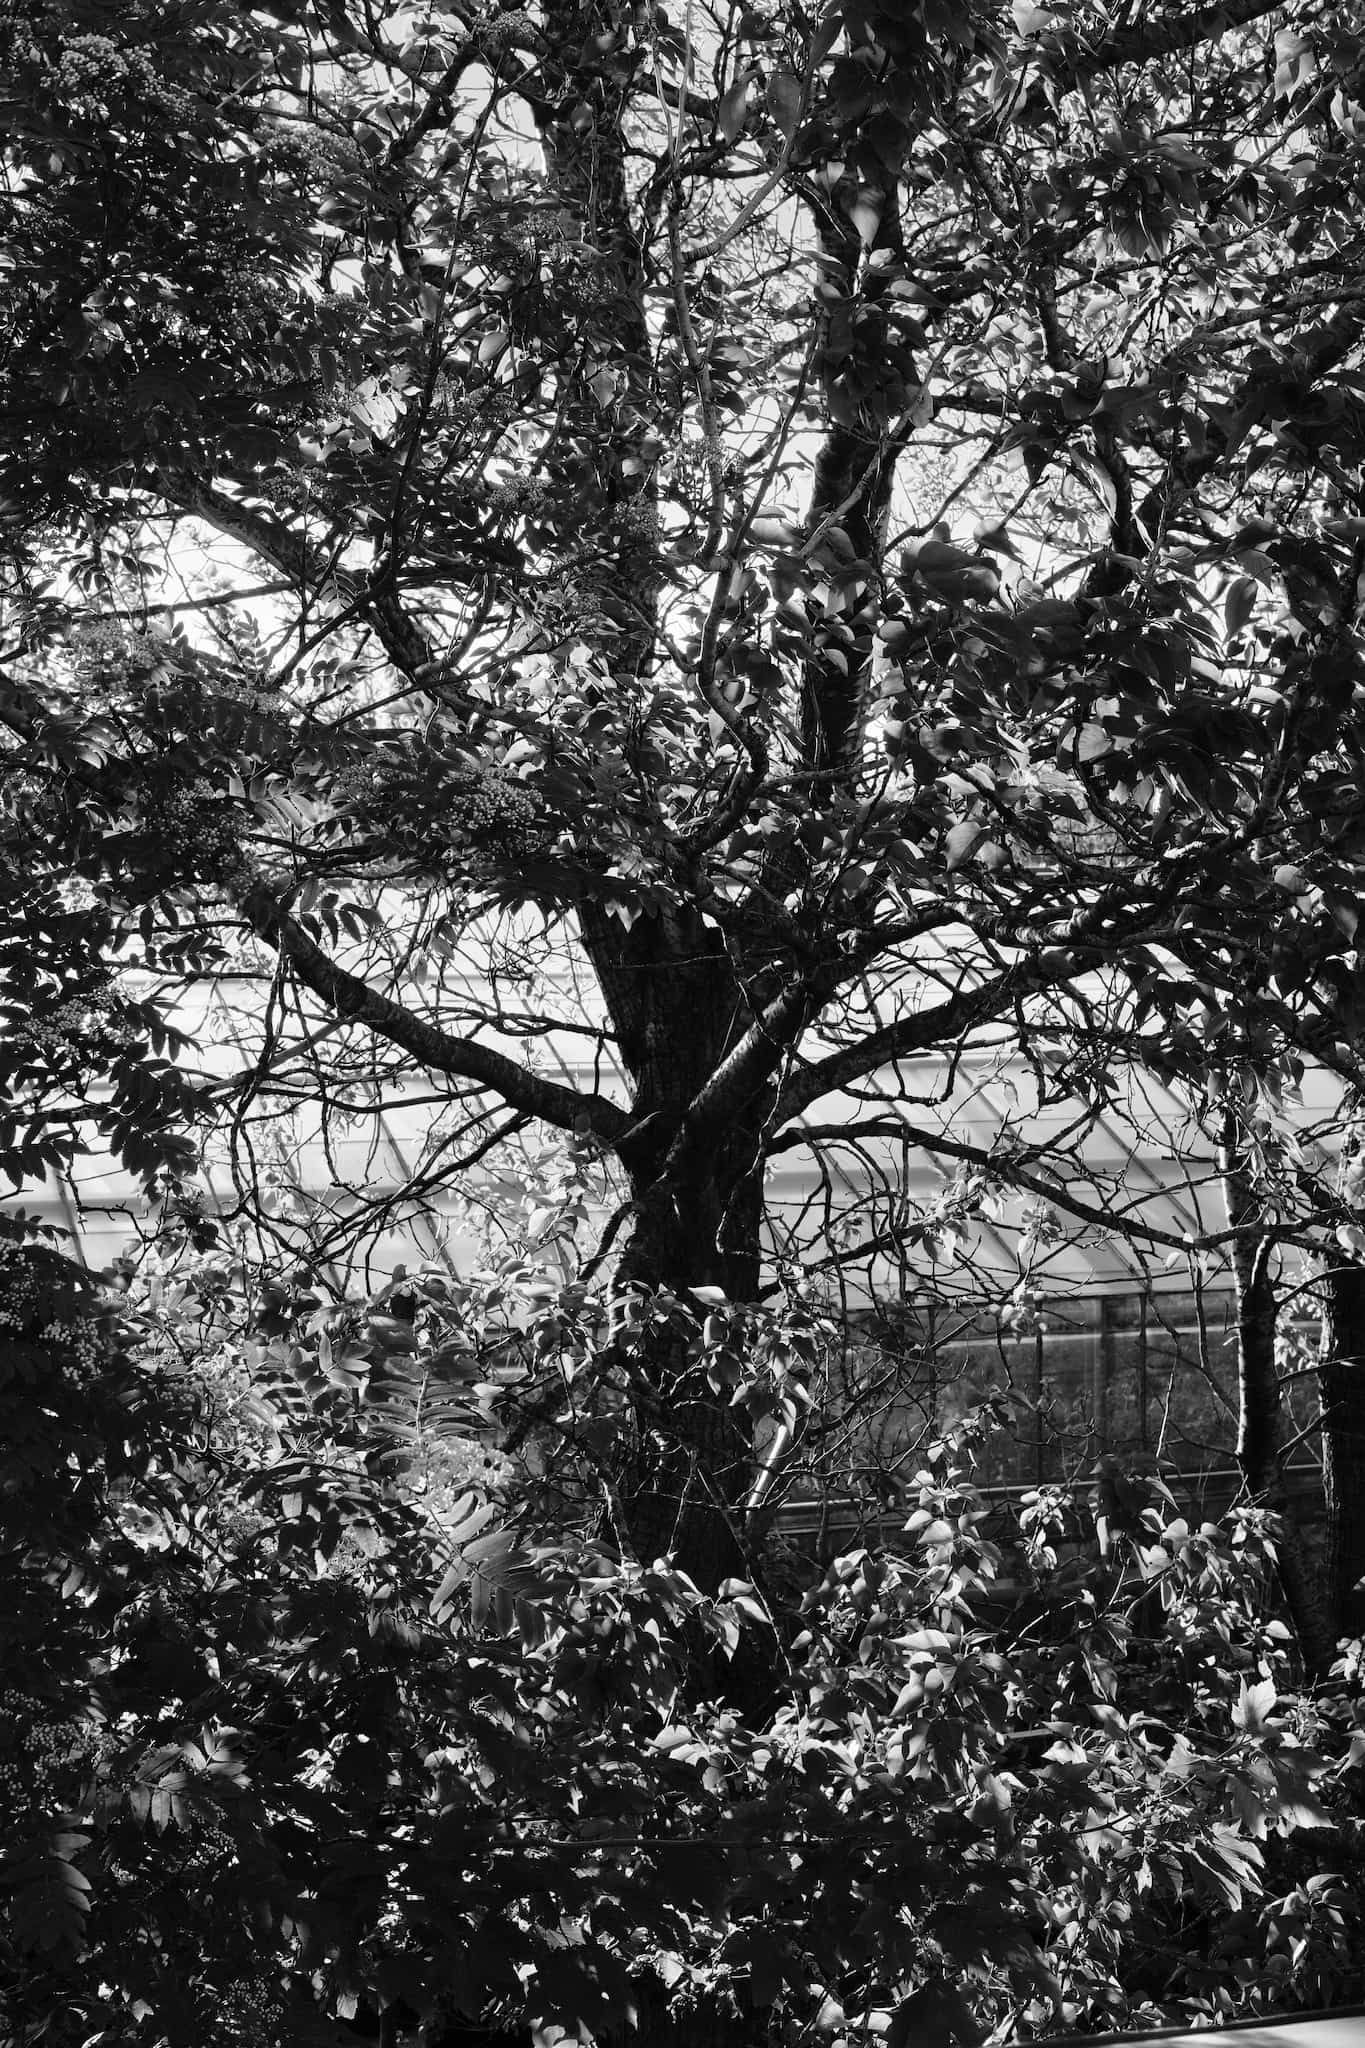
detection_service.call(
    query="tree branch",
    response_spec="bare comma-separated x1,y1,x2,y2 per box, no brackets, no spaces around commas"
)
769,1115,1278,1257
769,961,1057,1129
187,485,439,684
1060,0,1289,85
660,912,955,1172
233,870,629,1145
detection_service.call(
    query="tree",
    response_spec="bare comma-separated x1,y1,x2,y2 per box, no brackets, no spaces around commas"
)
9,0,1365,1603
8,0,1365,2028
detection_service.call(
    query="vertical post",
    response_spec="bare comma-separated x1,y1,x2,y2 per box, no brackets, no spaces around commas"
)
1088,1292,1108,1456
1223,1134,1337,1674
1033,1321,1046,1484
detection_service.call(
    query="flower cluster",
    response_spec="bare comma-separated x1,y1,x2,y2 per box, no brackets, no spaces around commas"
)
445,768,543,844
205,1975,286,2047
480,9,536,56
487,475,552,516
145,780,244,883
1000,1277,1049,1337
333,759,549,865
66,617,161,678
0,1690,87,1820
42,27,190,128
14,984,138,1057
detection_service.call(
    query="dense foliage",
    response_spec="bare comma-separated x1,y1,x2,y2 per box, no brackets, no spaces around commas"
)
4,1242,1365,2048
7,0,1365,2037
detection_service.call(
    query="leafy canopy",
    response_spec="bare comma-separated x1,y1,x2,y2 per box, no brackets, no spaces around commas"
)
3,1244,1363,2048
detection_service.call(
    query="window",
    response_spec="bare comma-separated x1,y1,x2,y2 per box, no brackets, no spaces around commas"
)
803,1284,1322,1526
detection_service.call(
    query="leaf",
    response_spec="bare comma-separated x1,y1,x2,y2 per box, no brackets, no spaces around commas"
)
4,1837,92,1958
888,1980,981,2048
812,16,842,61
944,822,985,870
716,78,749,143
848,194,882,248
765,71,802,140
1224,574,1257,637
1274,28,1316,99
444,1488,496,1548
1234,545,1279,586
651,1725,700,1754
749,514,804,547
973,520,1023,559
1328,891,1359,940
723,1592,768,1628
430,1560,465,1618
1191,1825,1263,1909
462,1528,549,1631
1232,1676,1277,1733
587,364,618,408
904,538,1000,604
1267,1775,1332,1830
1071,447,1117,516
722,1925,784,2006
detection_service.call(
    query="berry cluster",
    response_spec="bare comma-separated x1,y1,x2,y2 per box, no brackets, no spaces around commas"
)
37,1313,104,1384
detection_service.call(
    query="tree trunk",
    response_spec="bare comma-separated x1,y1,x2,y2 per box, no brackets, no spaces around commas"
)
800,201,907,778
1224,1158,1339,1675
604,1144,765,1594
1319,1262,1365,1644
528,3,767,1598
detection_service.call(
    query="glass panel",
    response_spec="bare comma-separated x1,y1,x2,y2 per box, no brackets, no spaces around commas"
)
810,1286,1322,1533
